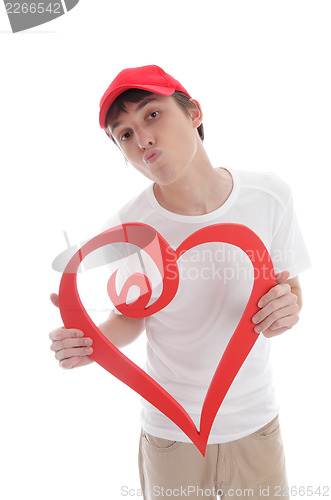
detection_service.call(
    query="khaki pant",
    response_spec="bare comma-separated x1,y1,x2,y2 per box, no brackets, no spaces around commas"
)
138,415,289,500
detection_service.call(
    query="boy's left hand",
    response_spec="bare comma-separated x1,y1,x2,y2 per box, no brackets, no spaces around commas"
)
252,271,300,338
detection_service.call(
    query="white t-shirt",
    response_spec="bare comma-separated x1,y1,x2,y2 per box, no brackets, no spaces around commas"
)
101,167,311,444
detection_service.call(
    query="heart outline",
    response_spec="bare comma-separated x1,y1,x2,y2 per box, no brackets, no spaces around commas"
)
58,222,275,456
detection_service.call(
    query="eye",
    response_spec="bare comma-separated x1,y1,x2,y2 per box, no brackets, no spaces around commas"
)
147,111,159,120
120,131,132,142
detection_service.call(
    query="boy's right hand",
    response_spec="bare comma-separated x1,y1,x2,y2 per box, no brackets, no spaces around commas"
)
49,293,94,369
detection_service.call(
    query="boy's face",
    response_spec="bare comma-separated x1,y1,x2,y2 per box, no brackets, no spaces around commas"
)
106,94,202,186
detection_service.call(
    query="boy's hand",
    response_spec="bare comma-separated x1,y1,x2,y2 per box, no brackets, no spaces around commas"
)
252,271,300,338
49,293,94,369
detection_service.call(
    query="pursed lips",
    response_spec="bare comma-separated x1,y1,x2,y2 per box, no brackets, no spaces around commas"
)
143,149,161,164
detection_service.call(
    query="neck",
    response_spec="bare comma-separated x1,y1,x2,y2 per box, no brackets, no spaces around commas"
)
153,142,233,216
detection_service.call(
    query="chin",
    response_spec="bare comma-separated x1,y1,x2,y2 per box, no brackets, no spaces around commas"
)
153,168,179,186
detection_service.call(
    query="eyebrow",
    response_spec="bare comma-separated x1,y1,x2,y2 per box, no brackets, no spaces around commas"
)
110,97,160,134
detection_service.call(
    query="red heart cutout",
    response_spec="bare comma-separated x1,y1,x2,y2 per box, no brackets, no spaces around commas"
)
58,223,275,456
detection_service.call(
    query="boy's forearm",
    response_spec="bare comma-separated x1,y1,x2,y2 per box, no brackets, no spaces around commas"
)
98,311,145,348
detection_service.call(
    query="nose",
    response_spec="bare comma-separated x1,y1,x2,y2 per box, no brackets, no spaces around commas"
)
136,128,154,150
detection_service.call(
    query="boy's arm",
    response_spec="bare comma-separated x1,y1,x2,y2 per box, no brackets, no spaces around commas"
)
98,310,145,348
49,293,145,369
251,271,302,338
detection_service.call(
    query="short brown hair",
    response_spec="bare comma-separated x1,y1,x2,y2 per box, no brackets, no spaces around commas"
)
105,89,204,143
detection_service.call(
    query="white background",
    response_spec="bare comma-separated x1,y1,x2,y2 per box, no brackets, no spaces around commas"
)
0,1,330,499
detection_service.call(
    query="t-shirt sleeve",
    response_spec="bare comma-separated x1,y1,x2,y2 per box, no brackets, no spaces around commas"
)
269,190,312,278
98,218,163,317
112,243,164,316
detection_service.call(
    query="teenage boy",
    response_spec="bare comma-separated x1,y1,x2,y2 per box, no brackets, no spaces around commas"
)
49,65,311,500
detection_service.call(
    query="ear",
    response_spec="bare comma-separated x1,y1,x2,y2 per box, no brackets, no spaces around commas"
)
189,99,203,129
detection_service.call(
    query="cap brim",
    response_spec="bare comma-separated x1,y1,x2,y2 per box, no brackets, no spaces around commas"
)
99,84,175,129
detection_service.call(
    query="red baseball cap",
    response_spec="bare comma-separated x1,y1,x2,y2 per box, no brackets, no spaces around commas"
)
99,65,191,129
